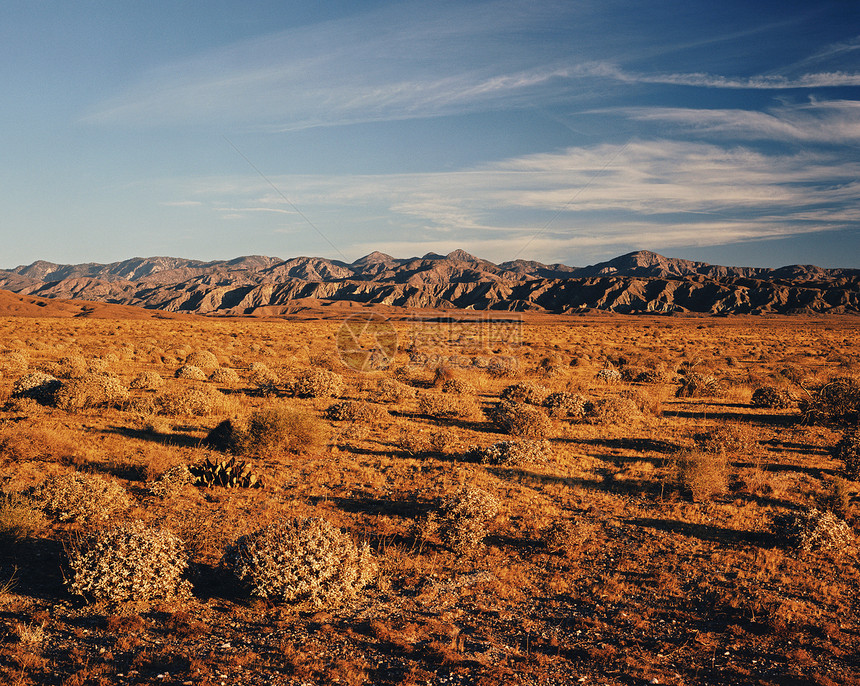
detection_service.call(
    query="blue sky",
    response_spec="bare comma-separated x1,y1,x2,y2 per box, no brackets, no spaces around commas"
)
1,0,859,269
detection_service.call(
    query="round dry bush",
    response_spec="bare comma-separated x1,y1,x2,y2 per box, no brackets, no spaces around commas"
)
675,450,729,501
799,376,860,425
0,493,48,540
2,351,28,374
832,429,860,480
223,517,376,606
418,392,480,420
291,368,345,399
470,439,551,466
695,422,757,456
595,367,622,384
542,518,586,556
129,370,165,390
485,356,520,379
185,351,219,372
440,378,477,396
325,400,388,423
370,377,415,404
396,424,458,456
147,464,195,498
67,520,191,604
751,386,795,409
12,372,61,404
543,392,588,420
488,400,553,438
208,367,241,385
87,358,110,374
619,388,661,417
586,396,641,425
248,362,280,390
436,486,500,554
175,364,207,381
500,382,547,405
54,373,128,412
55,354,88,379
225,405,328,457
157,385,232,417
676,373,723,398
36,472,130,523
770,508,854,554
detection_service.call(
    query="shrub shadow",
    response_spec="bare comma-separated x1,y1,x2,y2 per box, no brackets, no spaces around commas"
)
628,517,775,548
0,535,66,599
105,426,203,449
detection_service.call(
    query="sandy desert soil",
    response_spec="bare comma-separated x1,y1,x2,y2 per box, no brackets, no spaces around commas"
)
0,309,859,686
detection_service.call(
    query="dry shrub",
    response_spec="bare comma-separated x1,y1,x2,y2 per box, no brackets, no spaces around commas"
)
751,385,795,409
0,426,78,464
675,450,729,501
147,464,195,498
211,405,327,457
821,477,852,520
185,351,219,372
11,372,61,404
586,396,641,424
55,354,88,379
832,429,860,480
770,508,854,554
432,364,457,387
542,517,590,557
291,368,345,398
157,384,234,417
175,364,207,381
799,376,860,425
485,357,519,379
36,472,130,523
129,370,165,390
470,439,550,466
431,487,500,554
695,422,757,456
325,400,388,423
248,361,280,391
536,354,564,378
676,372,723,398
397,424,458,456
208,367,241,385
440,378,476,396
369,377,415,404
418,392,479,420
543,392,588,420
595,366,622,384
67,520,191,604
2,351,28,374
0,493,48,540
619,387,661,417
54,373,128,411
500,382,546,405
223,517,376,606
488,400,552,438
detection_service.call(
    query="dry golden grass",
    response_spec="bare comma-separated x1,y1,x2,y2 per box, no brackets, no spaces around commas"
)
0,312,858,685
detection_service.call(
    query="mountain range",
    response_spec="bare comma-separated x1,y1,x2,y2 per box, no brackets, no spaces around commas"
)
0,250,857,316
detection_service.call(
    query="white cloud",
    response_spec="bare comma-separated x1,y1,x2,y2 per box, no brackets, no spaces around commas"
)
607,100,860,143
167,139,859,262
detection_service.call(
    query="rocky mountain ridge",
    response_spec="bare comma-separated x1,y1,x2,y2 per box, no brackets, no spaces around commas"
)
0,250,857,315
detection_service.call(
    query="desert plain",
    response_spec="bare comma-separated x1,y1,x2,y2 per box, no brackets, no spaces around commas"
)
0,301,859,686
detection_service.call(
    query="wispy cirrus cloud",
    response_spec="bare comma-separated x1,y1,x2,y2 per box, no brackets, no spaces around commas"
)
163,139,859,263
83,0,859,133
599,99,860,143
